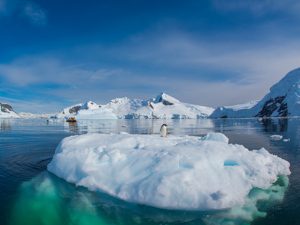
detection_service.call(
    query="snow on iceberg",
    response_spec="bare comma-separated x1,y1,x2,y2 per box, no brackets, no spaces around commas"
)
47,133,290,211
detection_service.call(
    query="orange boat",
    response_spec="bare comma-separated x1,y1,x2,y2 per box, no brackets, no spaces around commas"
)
66,117,77,122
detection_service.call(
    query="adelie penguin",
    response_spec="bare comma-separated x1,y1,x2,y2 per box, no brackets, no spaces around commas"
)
160,124,168,137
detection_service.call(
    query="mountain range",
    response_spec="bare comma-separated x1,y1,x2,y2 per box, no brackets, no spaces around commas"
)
1,68,300,119
53,93,214,119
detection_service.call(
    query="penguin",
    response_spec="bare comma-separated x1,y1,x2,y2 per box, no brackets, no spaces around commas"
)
160,124,168,137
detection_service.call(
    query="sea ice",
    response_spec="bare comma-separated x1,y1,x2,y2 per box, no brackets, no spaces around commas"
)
270,135,283,141
48,132,290,211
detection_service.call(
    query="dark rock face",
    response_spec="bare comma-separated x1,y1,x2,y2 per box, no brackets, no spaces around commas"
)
155,96,174,106
0,103,14,113
256,96,288,117
69,106,81,114
162,100,174,106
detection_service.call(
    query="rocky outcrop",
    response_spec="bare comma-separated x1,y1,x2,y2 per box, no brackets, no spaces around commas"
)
256,96,288,117
0,103,19,118
210,68,300,118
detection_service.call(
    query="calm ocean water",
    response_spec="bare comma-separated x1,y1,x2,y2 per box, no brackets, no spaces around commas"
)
0,118,299,225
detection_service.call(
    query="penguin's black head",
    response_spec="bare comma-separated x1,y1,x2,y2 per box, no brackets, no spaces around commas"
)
161,124,167,127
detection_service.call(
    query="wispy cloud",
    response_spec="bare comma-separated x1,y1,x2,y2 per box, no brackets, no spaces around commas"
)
23,2,47,26
108,29,300,87
0,57,119,86
0,0,5,13
0,56,134,112
0,0,18,15
1,23,300,112
212,0,300,16
0,0,47,26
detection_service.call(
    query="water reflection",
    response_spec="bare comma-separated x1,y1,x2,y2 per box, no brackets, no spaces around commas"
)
67,122,79,134
61,119,215,136
0,120,11,131
260,118,288,133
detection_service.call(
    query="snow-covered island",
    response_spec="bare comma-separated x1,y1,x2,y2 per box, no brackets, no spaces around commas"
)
48,132,290,211
0,102,20,118
54,92,214,120
0,102,53,119
210,68,300,118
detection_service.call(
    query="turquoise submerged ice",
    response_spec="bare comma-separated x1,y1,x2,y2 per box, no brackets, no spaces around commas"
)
47,132,290,211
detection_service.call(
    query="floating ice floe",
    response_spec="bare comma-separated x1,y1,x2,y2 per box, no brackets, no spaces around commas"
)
283,138,290,142
48,132,290,211
270,135,283,141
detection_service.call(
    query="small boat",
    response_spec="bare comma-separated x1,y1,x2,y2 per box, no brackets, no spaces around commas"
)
66,117,77,123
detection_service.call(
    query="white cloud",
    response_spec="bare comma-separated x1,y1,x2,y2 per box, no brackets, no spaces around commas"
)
99,30,300,106
212,0,300,16
119,31,299,72
2,31,300,110
0,56,134,111
0,0,18,15
0,0,47,26
1,27,300,111
0,96,60,113
0,57,121,86
0,0,5,13
23,2,47,26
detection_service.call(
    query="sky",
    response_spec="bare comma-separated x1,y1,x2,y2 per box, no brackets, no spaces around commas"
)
1,0,300,113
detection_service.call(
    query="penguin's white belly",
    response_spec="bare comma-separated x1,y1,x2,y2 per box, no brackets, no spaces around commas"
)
160,126,167,137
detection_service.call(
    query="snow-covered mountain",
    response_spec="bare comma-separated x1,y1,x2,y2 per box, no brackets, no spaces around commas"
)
101,93,214,119
210,68,300,118
54,101,117,119
0,103,19,118
54,93,214,120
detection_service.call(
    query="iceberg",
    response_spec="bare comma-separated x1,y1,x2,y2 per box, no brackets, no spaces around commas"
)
48,132,290,211
270,135,283,141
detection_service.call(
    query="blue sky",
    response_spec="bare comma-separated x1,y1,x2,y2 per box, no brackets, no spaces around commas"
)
1,0,300,113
